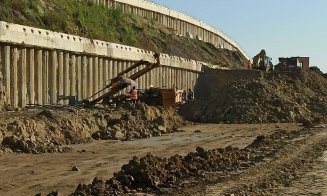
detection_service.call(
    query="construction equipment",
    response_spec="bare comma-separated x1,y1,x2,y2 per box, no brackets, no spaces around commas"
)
252,49,273,71
139,88,183,107
83,53,160,106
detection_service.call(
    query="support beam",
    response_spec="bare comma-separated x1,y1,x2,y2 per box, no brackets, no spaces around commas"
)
36,49,43,105
58,51,64,104
99,57,103,96
4,46,10,104
93,57,98,97
70,54,76,98
27,49,35,105
64,52,70,104
18,48,27,108
50,50,57,104
82,56,87,99
76,55,82,101
87,56,93,98
10,47,19,107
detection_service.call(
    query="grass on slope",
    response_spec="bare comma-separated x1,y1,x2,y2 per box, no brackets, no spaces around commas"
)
0,0,247,67
0,0,143,45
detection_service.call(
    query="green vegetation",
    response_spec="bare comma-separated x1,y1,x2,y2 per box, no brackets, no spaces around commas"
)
0,0,246,66
0,0,144,46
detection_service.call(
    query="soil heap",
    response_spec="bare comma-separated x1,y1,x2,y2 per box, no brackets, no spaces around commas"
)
180,68,327,123
0,103,187,155
72,128,313,195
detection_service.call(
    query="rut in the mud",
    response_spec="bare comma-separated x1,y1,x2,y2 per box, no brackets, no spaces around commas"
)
221,131,327,196
72,127,315,195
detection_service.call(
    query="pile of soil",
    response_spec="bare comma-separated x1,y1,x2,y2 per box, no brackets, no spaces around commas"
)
0,103,187,155
72,128,313,195
180,68,327,123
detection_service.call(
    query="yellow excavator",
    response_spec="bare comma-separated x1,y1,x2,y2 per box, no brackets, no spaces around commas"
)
252,49,273,71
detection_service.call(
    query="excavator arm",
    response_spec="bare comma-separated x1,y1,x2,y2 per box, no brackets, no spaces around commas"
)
83,53,160,106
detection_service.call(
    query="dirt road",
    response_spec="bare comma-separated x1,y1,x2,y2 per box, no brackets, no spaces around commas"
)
176,125,327,196
0,123,299,195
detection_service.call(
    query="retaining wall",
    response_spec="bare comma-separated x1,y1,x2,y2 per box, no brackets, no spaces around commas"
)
0,21,201,107
80,0,248,59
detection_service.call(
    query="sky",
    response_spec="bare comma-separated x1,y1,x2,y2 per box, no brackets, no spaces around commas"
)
149,0,327,73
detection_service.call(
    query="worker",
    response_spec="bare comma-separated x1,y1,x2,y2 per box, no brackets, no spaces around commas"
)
187,88,194,100
130,86,138,108
247,59,252,69
118,76,138,89
182,90,187,102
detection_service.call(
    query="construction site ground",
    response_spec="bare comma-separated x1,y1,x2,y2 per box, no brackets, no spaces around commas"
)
2,122,325,195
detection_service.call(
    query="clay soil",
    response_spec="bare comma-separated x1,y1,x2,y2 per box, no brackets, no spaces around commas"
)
0,123,302,195
178,125,327,196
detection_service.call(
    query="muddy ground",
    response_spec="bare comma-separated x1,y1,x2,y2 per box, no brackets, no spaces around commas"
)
1,67,327,195
181,125,327,196
73,124,327,195
0,123,301,195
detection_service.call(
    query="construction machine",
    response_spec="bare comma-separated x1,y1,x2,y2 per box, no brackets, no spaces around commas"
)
252,49,273,71
139,87,183,107
83,53,160,106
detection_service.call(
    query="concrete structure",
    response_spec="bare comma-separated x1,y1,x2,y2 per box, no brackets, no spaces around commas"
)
0,21,202,107
78,0,248,59
0,1,250,108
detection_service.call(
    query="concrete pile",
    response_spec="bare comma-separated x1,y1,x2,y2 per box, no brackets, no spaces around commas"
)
0,103,186,154
72,128,312,195
0,87,11,111
180,68,327,123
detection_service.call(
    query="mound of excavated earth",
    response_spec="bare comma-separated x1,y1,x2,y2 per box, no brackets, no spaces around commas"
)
180,67,327,124
0,103,187,155
72,127,316,195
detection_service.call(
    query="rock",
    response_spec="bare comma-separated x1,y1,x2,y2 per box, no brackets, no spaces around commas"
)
0,132,3,144
157,126,167,134
72,166,80,172
30,134,36,143
38,110,56,119
151,129,161,137
194,130,202,133
113,125,122,131
108,113,122,121
96,118,108,129
47,191,63,196
114,131,125,140
2,136,32,153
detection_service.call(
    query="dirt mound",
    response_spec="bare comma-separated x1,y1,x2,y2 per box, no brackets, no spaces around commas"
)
72,128,312,195
0,103,187,155
74,147,251,195
180,68,327,123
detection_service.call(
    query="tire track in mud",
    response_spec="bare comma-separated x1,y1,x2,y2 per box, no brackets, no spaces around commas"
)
205,129,327,196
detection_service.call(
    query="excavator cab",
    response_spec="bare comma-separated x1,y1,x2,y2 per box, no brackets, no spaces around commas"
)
253,49,273,72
